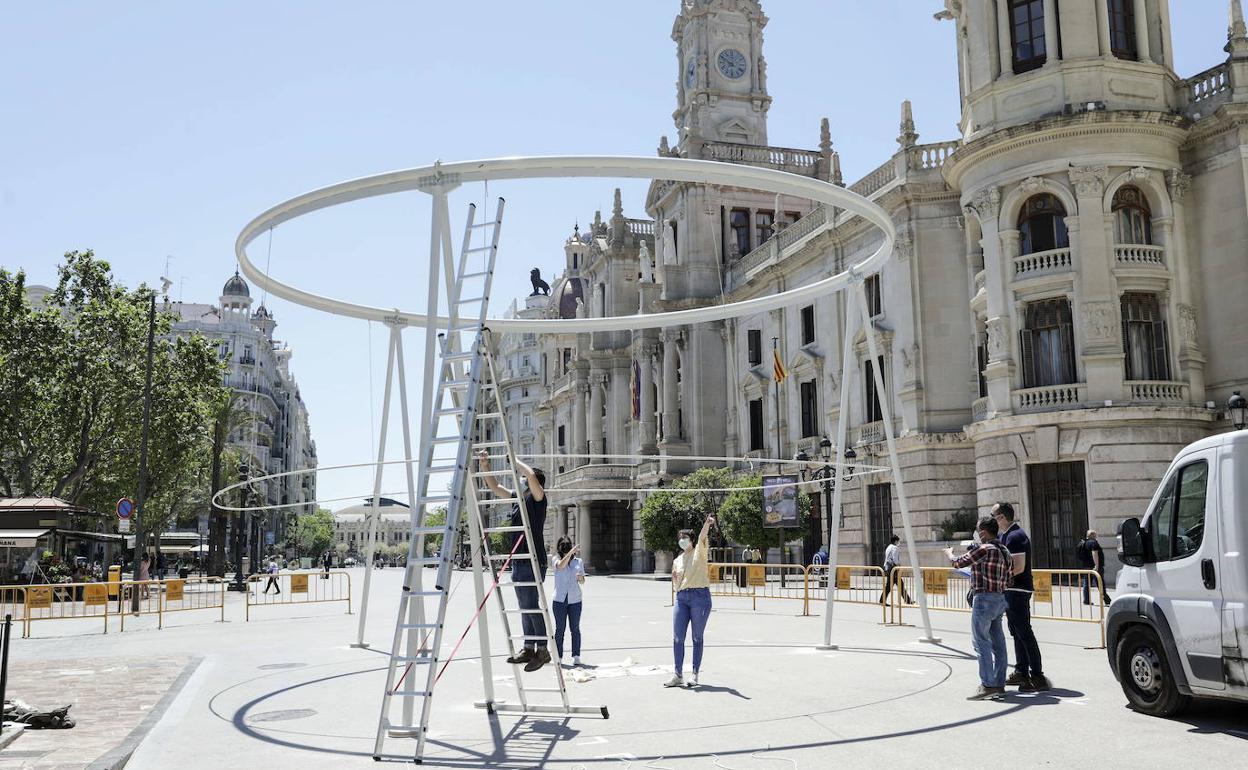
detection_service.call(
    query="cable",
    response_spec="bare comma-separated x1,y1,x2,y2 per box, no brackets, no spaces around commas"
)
433,533,525,685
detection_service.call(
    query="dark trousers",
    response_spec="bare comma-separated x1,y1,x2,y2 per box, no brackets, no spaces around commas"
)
264,576,280,593
514,585,548,650
1081,570,1110,604
552,599,582,658
1004,590,1043,677
879,565,912,604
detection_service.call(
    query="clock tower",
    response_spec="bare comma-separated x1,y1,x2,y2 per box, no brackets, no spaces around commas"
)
672,0,771,151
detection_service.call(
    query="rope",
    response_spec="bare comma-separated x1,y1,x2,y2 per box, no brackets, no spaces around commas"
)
433,532,525,685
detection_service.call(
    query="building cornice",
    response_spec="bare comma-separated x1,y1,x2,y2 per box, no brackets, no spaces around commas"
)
963,405,1216,442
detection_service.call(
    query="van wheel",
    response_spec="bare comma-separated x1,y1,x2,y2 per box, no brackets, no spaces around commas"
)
1117,626,1190,717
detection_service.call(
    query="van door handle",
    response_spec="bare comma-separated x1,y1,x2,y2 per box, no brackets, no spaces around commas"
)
1201,558,1216,590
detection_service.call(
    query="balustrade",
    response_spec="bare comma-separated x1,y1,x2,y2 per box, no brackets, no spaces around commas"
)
1127,381,1187,403
1013,384,1084,413
1114,244,1165,268
1013,247,1072,279
1181,63,1231,115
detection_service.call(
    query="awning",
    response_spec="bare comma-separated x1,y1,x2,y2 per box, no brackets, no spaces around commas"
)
0,529,53,548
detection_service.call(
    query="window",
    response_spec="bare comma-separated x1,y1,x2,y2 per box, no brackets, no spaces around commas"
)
755,210,775,248
522,387,529,397
1108,0,1137,60
865,274,883,318
864,355,886,423
1026,461,1090,569
800,380,819,438
801,305,816,345
747,329,762,366
1010,0,1048,73
867,484,893,570
1018,194,1069,255
1020,298,1076,388
977,335,989,399
1112,186,1153,245
1148,461,1208,562
522,414,533,429
748,398,765,451
730,209,751,256
1121,293,1170,381
557,425,566,450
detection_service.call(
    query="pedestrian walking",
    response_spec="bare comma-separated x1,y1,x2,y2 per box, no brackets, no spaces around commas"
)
665,515,715,689
944,516,1012,700
1077,530,1111,606
549,536,586,666
138,553,152,599
478,450,551,673
993,502,1051,692
321,549,332,579
879,534,913,605
263,559,281,594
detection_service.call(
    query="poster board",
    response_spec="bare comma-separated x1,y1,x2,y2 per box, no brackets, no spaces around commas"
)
84,583,108,606
746,565,766,587
922,568,949,596
290,573,309,594
835,566,851,590
27,586,52,609
1032,571,1052,603
761,475,799,528
165,579,184,602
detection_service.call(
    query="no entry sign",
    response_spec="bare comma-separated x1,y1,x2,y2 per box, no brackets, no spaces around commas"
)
117,498,134,519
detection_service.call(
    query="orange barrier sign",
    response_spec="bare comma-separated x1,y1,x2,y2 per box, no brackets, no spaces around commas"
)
835,567,851,590
165,579,184,602
922,568,949,596
290,573,309,594
84,583,108,606
27,586,52,609
1032,571,1052,603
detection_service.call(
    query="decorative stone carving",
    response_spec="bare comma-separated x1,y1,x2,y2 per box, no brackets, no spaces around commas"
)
1081,301,1117,343
1177,304,1198,344
638,240,655,284
1128,166,1152,182
1068,165,1109,198
1019,176,1045,195
1166,169,1192,202
900,342,920,380
965,186,1001,223
986,317,1009,361
574,296,586,319
893,226,914,262
661,219,678,265
658,135,670,156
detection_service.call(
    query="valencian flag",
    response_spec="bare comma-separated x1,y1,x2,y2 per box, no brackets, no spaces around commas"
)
773,348,788,384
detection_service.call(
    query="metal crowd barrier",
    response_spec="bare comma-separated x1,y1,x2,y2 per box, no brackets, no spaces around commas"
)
887,567,1107,647
20,577,226,637
673,562,813,615
805,565,890,622
245,569,352,621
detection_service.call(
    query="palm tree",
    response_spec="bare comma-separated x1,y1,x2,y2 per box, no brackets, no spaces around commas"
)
207,391,253,576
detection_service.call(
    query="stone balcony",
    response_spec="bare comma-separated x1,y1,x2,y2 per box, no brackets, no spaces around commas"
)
555,462,636,493
1012,383,1086,414
1114,244,1166,269
1012,247,1073,281
699,141,821,177
1179,62,1232,119
1125,380,1187,404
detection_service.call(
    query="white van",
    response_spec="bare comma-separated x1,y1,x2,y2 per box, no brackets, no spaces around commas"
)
1108,429,1248,716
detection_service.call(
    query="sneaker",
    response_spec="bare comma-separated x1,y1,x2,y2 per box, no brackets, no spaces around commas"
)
506,648,534,665
572,656,582,667
687,672,699,688
1004,671,1028,687
1021,674,1051,692
523,648,551,672
967,685,1005,701
663,675,685,688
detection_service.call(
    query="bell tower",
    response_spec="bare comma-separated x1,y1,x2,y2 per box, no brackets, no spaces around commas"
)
672,0,771,151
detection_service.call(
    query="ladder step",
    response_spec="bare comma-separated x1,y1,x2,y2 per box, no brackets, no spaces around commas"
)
457,295,487,304
508,582,542,587
426,463,462,474
391,655,435,663
419,495,452,504
383,720,426,735
440,350,477,362
387,690,433,698
404,589,446,596
465,245,495,255
399,623,441,629
509,635,552,641
468,220,500,229
408,526,451,535
475,412,503,420
490,553,532,561
433,406,468,417
521,687,565,693
460,270,490,279
483,525,527,534
472,441,509,450
502,609,546,614
479,497,523,505
431,435,468,445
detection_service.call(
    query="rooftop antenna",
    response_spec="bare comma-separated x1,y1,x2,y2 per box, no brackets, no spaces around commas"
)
159,255,174,299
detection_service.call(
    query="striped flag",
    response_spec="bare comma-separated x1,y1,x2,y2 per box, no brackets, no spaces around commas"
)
773,348,788,384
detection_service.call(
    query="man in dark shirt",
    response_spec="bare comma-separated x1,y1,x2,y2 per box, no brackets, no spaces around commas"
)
993,502,1050,692
1077,530,1111,605
480,451,550,672
944,516,1012,700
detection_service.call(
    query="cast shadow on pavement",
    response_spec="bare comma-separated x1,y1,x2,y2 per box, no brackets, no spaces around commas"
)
1173,701,1248,740
419,716,580,769
688,683,750,699
995,686,1086,705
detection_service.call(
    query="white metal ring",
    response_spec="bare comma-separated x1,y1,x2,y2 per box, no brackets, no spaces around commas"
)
235,155,894,333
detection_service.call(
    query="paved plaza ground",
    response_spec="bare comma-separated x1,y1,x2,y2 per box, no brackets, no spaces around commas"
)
3,569,1245,769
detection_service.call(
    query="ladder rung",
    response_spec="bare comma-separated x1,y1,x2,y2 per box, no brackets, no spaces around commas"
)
465,245,495,254
479,497,522,505
468,220,499,229
509,635,552,641
383,720,426,734
387,690,433,698
431,435,468,445
399,623,441,629
391,655,435,663
404,591,445,597
426,463,461,474
508,582,542,587
502,609,546,614
472,441,509,449
407,526,450,535
440,350,477,362
433,406,468,417
448,325,483,333
476,412,502,420
483,525,527,534
457,295,487,304
460,270,490,279
490,553,530,561
407,557,444,566
521,687,565,693
419,495,452,504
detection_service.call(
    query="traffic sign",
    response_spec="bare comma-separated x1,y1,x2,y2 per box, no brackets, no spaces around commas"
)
119,519,131,533
117,498,135,519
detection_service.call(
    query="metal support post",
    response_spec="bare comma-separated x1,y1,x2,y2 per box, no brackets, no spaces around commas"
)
818,290,857,650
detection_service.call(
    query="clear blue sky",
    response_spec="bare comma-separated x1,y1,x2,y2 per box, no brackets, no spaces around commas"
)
1,1,1229,509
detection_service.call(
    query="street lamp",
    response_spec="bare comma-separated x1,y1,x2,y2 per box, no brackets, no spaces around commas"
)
1229,391,1247,431
228,465,251,592
795,439,857,548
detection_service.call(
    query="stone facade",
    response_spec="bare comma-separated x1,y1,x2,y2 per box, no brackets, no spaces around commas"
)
500,0,1248,579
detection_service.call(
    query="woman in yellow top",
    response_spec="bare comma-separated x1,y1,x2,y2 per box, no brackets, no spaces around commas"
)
665,515,715,688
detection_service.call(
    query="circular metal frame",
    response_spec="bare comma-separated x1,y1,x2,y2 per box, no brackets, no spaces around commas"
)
235,155,894,333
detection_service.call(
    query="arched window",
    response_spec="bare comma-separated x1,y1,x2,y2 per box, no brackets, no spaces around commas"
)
1112,185,1153,245
1018,194,1069,255
1108,0,1137,60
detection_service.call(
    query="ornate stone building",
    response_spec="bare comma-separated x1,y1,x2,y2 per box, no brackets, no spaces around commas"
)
504,0,1248,576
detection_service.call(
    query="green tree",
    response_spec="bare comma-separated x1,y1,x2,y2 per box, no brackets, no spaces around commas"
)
639,467,736,553
292,507,336,558
717,474,812,553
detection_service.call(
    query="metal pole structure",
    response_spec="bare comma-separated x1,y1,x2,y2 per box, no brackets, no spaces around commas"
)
130,294,157,613
819,291,857,650
392,322,423,729
854,277,938,643
230,475,248,591
0,614,10,711
771,336,783,579
354,325,399,648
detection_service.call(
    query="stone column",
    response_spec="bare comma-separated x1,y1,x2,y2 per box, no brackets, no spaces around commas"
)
662,329,681,440
639,340,658,454
1165,170,1205,402
610,365,629,457
996,0,1013,75
588,371,605,464
1068,165,1119,403
964,187,1013,414
1096,0,1113,57
1133,0,1151,62
573,379,588,468
577,504,593,572
1042,0,1059,66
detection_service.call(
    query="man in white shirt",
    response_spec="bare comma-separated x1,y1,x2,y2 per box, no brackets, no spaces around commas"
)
878,534,913,604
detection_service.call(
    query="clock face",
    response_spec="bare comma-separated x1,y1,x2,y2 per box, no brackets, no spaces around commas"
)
685,58,696,88
717,48,748,80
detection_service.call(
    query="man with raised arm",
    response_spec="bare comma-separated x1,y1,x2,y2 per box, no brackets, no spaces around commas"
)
477,450,550,672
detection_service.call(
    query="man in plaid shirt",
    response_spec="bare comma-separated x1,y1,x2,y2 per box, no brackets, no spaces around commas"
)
944,516,1012,700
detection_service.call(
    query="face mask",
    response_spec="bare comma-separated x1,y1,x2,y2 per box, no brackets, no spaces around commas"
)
558,544,571,557
678,538,692,551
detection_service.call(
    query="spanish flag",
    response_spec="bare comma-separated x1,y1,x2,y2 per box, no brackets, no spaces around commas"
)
773,348,788,384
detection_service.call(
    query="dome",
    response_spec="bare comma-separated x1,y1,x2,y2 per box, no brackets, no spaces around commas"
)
222,271,250,298
555,275,586,320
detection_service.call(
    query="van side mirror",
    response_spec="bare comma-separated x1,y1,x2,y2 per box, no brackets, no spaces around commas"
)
1118,517,1147,567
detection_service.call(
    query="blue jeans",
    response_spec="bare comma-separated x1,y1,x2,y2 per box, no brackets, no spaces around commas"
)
552,600,582,658
970,592,1008,688
673,588,712,676
514,585,547,650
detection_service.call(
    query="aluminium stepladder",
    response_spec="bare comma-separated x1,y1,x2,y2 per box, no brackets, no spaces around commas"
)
372,198,606,765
